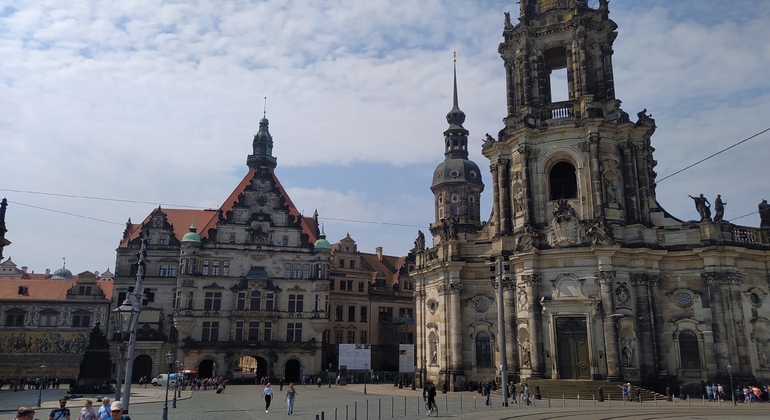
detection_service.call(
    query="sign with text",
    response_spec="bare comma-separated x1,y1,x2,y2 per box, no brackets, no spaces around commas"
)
338,344,371,370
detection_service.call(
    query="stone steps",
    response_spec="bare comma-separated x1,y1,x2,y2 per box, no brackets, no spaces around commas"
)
494,379,665,402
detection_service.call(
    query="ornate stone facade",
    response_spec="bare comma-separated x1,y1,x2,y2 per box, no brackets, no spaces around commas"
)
110,116,331,383
409,0,770,395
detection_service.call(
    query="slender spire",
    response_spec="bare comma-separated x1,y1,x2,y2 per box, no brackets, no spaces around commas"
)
247,96,278,170
444,52,469,159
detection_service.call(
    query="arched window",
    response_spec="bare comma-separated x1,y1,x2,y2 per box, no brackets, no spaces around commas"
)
679,330,701,369
250,291,261,311
549,161,577,199
475,332,492,367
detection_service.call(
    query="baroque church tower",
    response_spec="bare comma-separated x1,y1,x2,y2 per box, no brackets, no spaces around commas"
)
430,58,484,244
411,0,770,396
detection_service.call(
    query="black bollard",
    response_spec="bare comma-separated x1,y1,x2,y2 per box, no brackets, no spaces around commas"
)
598,387,604,402
666,386,671,402
535,385,542,400
636,389,641,402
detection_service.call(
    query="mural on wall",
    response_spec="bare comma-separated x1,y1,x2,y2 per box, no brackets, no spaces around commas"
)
0,331,88,354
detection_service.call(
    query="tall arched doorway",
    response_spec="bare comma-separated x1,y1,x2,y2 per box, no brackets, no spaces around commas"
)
284,359,301,382
198,359,214,378
132,354,153,384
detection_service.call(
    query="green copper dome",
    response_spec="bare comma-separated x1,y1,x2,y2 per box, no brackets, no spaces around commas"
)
314,226,331,249
182,220,201,243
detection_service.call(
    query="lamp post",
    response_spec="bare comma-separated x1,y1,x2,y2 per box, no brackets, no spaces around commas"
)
36,364,47,407
113,299,141,412
114,342,127,402
173,359,180,408
364,362,368,395
162,351,173,420
727,364,735,406
422,358,427,389
491,255,510,407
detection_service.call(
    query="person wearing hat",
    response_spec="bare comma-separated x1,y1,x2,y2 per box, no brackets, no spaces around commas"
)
108,401,130,420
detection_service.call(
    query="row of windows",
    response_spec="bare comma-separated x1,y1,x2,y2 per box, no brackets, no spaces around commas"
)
335,305,368,322
330,279,414,292
200,320,302,343
4,309,92,328
176,291,323,313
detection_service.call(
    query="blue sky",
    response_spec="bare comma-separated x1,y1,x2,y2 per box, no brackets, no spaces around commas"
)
1,0,769,274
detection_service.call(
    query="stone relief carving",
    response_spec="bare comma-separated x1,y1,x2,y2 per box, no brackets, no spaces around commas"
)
517,285,528,310
515,224,540,252
1,331,87,354
585,216,615,245
548,199,580,247
427,299,439,314
620,336,637,367
757,342,770,369
178,279,195,287
614,282,631,308
518,338,532,368
601,160,621,205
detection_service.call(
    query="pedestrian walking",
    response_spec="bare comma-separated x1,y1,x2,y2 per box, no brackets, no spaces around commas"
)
14,407,35,420
76,400,96,420
483,380,491,406
285,382,298,415
96,398,110,420
263,382,274,413
49,398,71,420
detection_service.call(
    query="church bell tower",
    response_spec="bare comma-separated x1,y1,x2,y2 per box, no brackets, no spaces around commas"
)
486,0,657,244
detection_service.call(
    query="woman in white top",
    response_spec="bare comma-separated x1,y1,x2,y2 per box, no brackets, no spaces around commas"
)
262,382,274,413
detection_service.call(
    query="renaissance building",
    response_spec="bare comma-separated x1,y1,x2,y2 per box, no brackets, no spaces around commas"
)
409,0,770,395
111,115,331,382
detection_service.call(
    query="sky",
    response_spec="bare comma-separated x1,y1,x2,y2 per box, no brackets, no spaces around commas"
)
1,0,769,275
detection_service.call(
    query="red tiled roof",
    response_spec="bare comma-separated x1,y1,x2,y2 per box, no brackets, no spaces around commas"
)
0,277,113,301
360,253,406,286
120,169,318,247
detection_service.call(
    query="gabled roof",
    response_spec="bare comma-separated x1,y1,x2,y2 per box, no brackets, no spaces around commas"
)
360,253,407,286
120,167,319,248
120,208,219,248
0,277,113,301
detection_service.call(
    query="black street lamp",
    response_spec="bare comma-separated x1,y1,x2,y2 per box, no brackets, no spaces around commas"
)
364,362,368,395
422,358,427,389
162,351,174,420
173,359,180,409
113,298,141,412
727,364,736,406
36,364,46,407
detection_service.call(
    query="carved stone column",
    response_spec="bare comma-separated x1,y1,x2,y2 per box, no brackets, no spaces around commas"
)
598,271,622,380
439,282,463,389
502,278,519,379
505,57,517,116
587,133,604,218
490,162,501,235
518,144,534,225
522,274,544,378
703,272,730,375
618,140,640,223
631,274,657,382
498,158,511,233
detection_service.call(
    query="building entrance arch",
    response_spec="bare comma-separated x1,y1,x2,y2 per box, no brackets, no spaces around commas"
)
198,359,215,378
233,355,269,382
284,359,301,382
132,354,153,384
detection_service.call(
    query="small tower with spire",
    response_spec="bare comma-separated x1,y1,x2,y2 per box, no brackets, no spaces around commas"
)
247,97,278,171
429,54,485,244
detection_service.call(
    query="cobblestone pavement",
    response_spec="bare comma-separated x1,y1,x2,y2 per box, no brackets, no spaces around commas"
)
2,383,769,419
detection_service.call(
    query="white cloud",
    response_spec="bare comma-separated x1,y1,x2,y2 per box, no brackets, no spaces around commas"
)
1,0,768,272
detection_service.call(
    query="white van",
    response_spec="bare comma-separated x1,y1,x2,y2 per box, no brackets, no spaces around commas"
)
151,373,180,387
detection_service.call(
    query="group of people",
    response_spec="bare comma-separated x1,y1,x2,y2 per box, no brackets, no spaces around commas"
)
0,376,61,391
261,381,299,415
480,380,531,406
707,383,770,403
13,397,129,420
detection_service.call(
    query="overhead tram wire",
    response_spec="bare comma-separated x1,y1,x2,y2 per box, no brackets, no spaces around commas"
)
618,126,770,222
11,201,124,226
4,127,766,230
